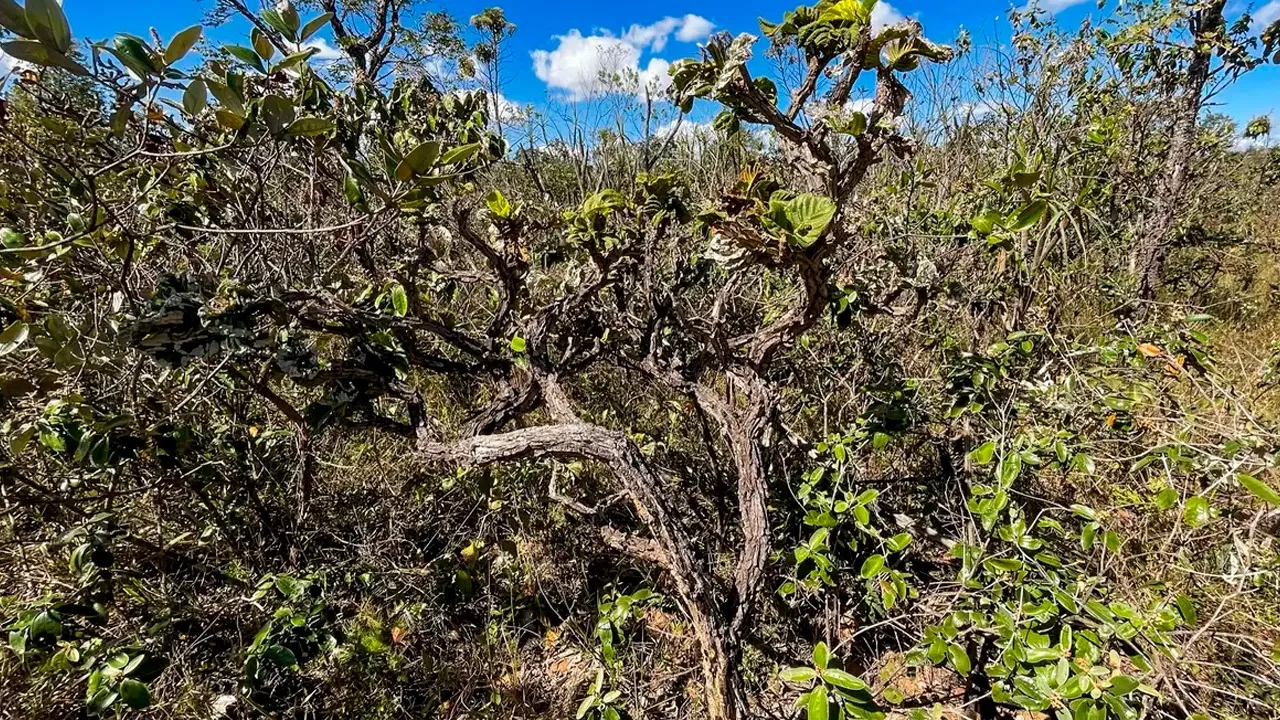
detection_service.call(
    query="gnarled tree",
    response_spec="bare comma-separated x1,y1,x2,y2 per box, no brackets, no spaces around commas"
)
0,0,949,716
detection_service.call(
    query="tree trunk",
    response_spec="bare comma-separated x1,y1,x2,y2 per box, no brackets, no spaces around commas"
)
696,628,741,720
1132,0,1226,301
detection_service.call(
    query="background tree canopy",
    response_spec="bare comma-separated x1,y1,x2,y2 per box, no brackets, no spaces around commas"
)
1,0,1280,719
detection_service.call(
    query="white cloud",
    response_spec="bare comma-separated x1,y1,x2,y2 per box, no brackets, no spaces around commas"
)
846,98,874,114
531,15,714,99
676,14,716,42
872,3,905,31
1252,1,1280,32
301,38,344,61
492,93,529,123
623,17,683,52
1019,0,1089,14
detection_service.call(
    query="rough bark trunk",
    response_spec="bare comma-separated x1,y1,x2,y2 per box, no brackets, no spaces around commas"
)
699,635,739,720
1132,0,1226,301
420,422,746,717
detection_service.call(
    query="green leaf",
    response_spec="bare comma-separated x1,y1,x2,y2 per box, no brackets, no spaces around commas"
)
395,140,442,181
509,336,527,353
1175,594,1197,625
486,189,513,218
112,35,159,77
206,79,244,116
0,321,30,356
1070,504,1097,521
215,110,246,130
775,193,837,247
182,78,208,116
971,209,1002,234
286,117,335,137
390,283,408,317
440,142,482,165
1110,675,1139,695
1183,496,1211,528
983,557,1023,573
886,532,912,552
1238,473,1280,505
119,679,152,710
251,27,274,61
0,0,34,39
87,690,118,714
860,554,886,578
300,12,334,42
948,644,971,674
30,611,61,638
164,25,202,65
263,644,297,666
1060,673,1091,699
262,3,300,40
25,0,71,54
812,641,830,670
998,452,1022,485
822,668,867,691
807,683,829,720
269,48,318,74
1,39,87,75
253,94,292,134
872,432,891,449
225,44,266,72
780,666,819,684
970,440,996,465
1006,199,1047,232
8,630,26,654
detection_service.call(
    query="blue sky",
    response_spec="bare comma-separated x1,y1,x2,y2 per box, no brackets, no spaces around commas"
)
26,0,1280,135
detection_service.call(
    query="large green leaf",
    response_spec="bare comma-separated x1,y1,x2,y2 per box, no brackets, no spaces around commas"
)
112,35,159,77
163,25,202,65
206,79,244,116
440,142,482,166
1239,473,1280,505
299,12,334,42
261,94,296,134
812,641,830,670
118,679,151,710
390,283,408,317
1182,496,1211,527
818,0,872,25
807,684,829,720
948,644,971,674
1006,199,1047,232
262,4,300,41
767,192,836,247
394,140,442,181
269,48,317,74
0,0,34,39
225,44,266,72
286,116,334,137
0,321,30,356
25,0,70,53
182,79,208,116
780,666,819,683
0,39,86,75
859,554,885,578
821,668,867,691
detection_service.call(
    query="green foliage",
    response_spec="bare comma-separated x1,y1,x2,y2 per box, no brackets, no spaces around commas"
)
1,0,1279,718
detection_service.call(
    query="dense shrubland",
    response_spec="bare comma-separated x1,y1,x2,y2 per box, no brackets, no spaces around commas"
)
1,0,1280,718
